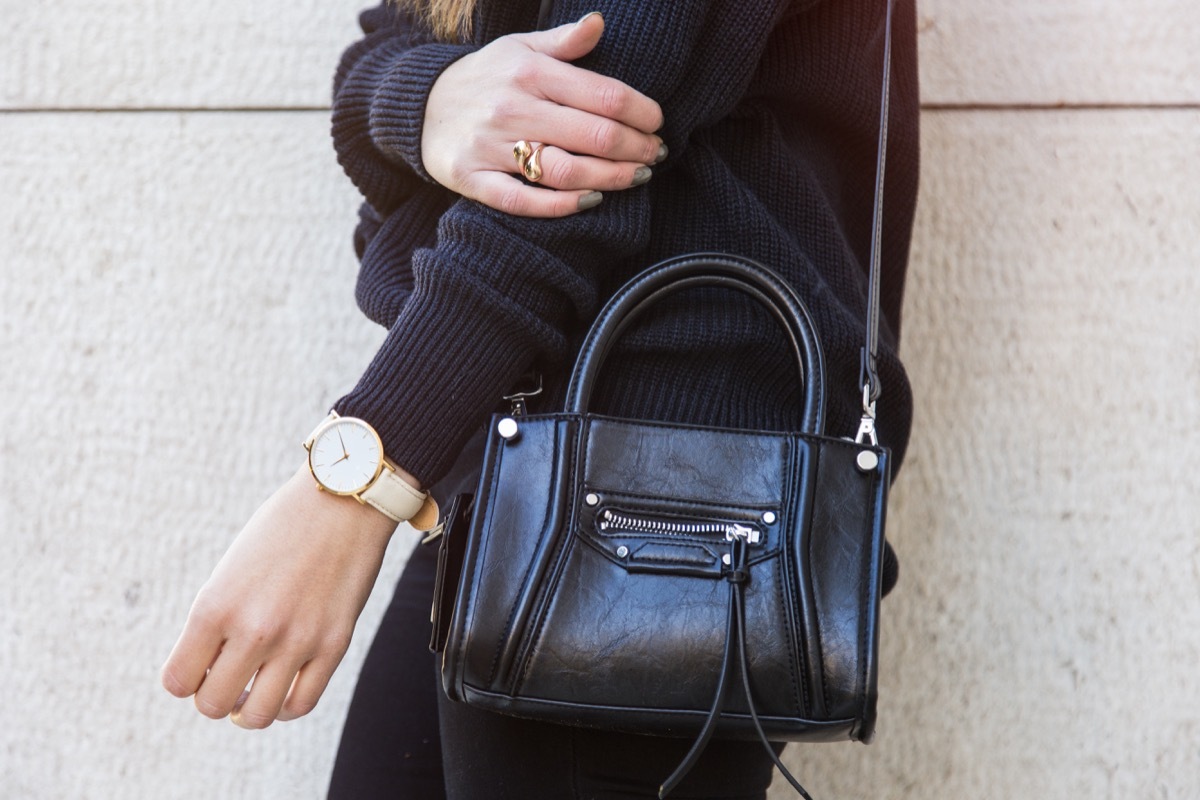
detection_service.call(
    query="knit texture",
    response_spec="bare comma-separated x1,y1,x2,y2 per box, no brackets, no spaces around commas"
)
330,0,920,496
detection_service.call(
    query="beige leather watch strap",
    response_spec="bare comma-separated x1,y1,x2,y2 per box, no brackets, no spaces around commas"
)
361,464,439,530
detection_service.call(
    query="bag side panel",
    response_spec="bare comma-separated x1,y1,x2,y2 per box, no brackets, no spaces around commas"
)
444,416,575,698
805,439,887,731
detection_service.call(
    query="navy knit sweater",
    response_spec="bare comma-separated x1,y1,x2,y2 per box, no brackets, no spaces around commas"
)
330,0,920,491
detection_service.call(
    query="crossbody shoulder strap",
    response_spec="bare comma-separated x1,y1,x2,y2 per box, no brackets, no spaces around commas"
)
856,0,897,447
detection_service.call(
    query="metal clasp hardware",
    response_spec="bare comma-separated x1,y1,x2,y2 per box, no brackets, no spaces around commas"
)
855,384,879,447
420,521,446,546
725,524,761,545
502,371,543,417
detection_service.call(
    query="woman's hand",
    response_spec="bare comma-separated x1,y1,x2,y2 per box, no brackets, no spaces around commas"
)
160,464,401,728
421,12,666,218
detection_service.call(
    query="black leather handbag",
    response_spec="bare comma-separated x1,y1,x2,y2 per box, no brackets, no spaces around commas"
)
431,253,888,799
428,4,901,796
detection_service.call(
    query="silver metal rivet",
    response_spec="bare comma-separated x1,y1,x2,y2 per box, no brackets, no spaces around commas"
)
497,417,519,440
616,546,630,559
762,511,777,525
856,450,879,472
585,493,600,507
722,554,732,566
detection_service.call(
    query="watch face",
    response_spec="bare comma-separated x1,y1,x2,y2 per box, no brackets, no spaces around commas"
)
308,418,384,495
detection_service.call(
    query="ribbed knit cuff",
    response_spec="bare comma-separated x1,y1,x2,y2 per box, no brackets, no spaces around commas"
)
368,43,477,182
334,262,545,487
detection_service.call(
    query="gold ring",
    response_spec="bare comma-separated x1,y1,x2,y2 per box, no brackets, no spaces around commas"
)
513,140,545,183
513,140,532,167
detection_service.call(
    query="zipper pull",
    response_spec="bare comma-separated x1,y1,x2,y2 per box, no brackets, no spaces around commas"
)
725,524,761,545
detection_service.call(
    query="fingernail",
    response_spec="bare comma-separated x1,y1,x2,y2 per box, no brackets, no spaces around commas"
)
653,143,669,165
578,191,603,211
631,167,652,187
577,11,603,26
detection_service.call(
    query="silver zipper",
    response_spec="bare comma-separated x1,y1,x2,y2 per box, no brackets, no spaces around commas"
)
597,509,762,545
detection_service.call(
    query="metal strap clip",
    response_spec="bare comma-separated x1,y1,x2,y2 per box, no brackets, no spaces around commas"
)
854,384,879,447
502,371,543,417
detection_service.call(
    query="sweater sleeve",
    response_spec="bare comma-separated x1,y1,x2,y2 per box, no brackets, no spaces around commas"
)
331,3,477,213
335,0,793,486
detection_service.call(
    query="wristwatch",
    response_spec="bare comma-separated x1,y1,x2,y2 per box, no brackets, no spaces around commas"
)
304,412,437,529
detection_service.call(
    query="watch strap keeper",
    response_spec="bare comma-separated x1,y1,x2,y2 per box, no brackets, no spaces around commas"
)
362,463,440,530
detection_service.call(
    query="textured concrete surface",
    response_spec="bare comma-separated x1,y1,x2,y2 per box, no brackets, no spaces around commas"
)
769,109,1200,798
918,0,1200,104
2,0,362,109
3,1,1199,798
4,1,1198,109
1,112,392,798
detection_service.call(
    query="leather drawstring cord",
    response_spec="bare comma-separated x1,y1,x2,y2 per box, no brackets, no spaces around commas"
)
734,571,813,799
658,539,813,799
657,565,737,798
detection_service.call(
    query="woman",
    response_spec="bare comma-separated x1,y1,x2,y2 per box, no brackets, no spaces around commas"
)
163,0,920,796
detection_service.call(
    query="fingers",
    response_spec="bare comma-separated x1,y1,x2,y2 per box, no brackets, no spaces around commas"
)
518,12,606,63
175,634,338,728
162,593,326,727
527,145,652,192
515,14,664,138
192,641,261,721
230,661,300,730
276,652,341,722
464,141,657,219
466,171,604,218
539,102,664,166
496,88,663,169
421,12,667,216
539,60,664,142
160,600,225,699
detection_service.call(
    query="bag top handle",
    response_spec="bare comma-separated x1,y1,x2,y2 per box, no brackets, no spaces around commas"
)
565,253,827,435
552,0,897,443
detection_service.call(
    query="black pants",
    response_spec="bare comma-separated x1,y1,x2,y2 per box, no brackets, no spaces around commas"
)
328,431,782,799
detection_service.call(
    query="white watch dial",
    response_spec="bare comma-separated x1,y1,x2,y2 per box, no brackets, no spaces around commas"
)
308,418,384,495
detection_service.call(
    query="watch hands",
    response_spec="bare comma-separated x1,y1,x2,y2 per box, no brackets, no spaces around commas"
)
336,429,349,459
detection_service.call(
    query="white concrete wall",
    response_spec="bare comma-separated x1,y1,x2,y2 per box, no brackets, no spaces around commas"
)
2,2,1197,798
